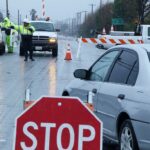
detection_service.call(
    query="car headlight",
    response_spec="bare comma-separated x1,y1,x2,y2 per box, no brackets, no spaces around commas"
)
49,38,57,43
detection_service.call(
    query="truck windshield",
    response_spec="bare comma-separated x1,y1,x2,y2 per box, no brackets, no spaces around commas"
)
31,22,55,32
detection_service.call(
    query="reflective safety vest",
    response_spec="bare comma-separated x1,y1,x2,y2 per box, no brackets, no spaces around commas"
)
15,25,35,35
1,17,14,28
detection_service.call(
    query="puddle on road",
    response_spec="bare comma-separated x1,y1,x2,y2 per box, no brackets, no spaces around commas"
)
0,139,6,143
49,61,57,96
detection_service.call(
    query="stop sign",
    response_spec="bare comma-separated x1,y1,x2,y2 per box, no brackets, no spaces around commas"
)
14,97,103,150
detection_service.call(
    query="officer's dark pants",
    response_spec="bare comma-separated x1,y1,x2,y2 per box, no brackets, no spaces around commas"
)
21,35,33,60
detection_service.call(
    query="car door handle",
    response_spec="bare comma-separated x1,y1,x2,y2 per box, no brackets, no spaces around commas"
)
92,88,97,94
118,94,125,100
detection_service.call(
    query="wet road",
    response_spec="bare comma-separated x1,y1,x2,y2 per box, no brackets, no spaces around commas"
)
0,36,119,150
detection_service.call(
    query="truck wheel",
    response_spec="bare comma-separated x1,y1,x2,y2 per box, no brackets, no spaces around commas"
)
52,46,58,57
19,43,25,56
0,42,5,55
119,120,139,150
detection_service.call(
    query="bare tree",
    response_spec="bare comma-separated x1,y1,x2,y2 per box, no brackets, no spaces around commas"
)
79,3,113,37
137,0,150,23
30,9,37,21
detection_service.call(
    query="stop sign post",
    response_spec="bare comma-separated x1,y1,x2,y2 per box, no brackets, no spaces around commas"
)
14,97,103,150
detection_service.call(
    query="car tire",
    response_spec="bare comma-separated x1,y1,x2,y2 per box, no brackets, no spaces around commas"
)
19,43,25,56
0,42,5,55
119,120,139,150
96,44,104,49
52,45,58,57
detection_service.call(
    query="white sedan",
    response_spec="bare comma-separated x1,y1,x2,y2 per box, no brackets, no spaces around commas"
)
62,44,150,150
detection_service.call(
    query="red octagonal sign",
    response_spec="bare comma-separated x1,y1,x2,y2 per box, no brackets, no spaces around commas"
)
14,97,103,150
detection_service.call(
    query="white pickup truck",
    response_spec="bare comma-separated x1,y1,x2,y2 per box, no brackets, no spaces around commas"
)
97,25,150,49
20,20,59,57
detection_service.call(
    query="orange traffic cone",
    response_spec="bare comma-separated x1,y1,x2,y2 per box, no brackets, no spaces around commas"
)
24,100,34,109
65,44,72,61
23,89,34,109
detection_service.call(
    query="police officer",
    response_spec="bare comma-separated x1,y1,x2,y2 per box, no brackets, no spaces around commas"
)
14,19,35,61
134,22,141,36
1,17,15,53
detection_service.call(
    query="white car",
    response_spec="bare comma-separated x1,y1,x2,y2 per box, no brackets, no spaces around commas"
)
62,44,150,150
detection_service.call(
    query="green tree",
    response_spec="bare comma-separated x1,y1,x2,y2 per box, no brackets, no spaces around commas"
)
99,3,113,33
113,0,138,30
113,0,150,27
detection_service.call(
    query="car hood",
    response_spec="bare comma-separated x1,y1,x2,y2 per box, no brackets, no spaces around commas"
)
33,31,57,38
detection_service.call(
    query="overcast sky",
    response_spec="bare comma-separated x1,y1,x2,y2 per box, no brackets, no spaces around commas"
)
0,0,110,22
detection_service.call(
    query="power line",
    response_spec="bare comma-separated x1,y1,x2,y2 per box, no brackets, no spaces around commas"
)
82,11,88,21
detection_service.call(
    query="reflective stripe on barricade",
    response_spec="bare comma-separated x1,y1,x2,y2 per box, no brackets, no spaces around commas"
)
80,38,144,45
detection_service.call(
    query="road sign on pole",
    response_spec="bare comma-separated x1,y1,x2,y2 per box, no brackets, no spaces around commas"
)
14,97,103,150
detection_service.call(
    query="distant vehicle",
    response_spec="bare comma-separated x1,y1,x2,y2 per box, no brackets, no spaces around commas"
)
20,20,60,57
0,29,5,55
97,25,150,49
110,31,134,36
62,44,150,150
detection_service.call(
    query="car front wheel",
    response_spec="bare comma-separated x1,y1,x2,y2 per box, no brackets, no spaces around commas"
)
119,120,139,150
52,45,58,57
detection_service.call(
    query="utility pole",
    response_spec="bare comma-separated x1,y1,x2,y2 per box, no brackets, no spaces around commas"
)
82,11,88,21
76,12,82,26
79,12,82,25
89,4,96,14
76,12,82,34
18,10,20,25
6,0,9,18
72,18,76,36
77,12,82,25
100,0,103,9
20,14,22,24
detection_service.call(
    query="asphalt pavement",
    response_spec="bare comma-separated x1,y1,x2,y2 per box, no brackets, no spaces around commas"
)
0,36,119,150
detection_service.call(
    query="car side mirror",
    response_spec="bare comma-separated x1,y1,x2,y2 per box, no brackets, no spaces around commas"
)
55,29,60,32
74,69,88,79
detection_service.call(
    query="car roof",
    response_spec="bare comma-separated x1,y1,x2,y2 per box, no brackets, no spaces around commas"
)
110,44,150,53
30,21,53,24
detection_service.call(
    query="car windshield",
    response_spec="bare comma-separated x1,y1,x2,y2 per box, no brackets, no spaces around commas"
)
31,22,55,32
